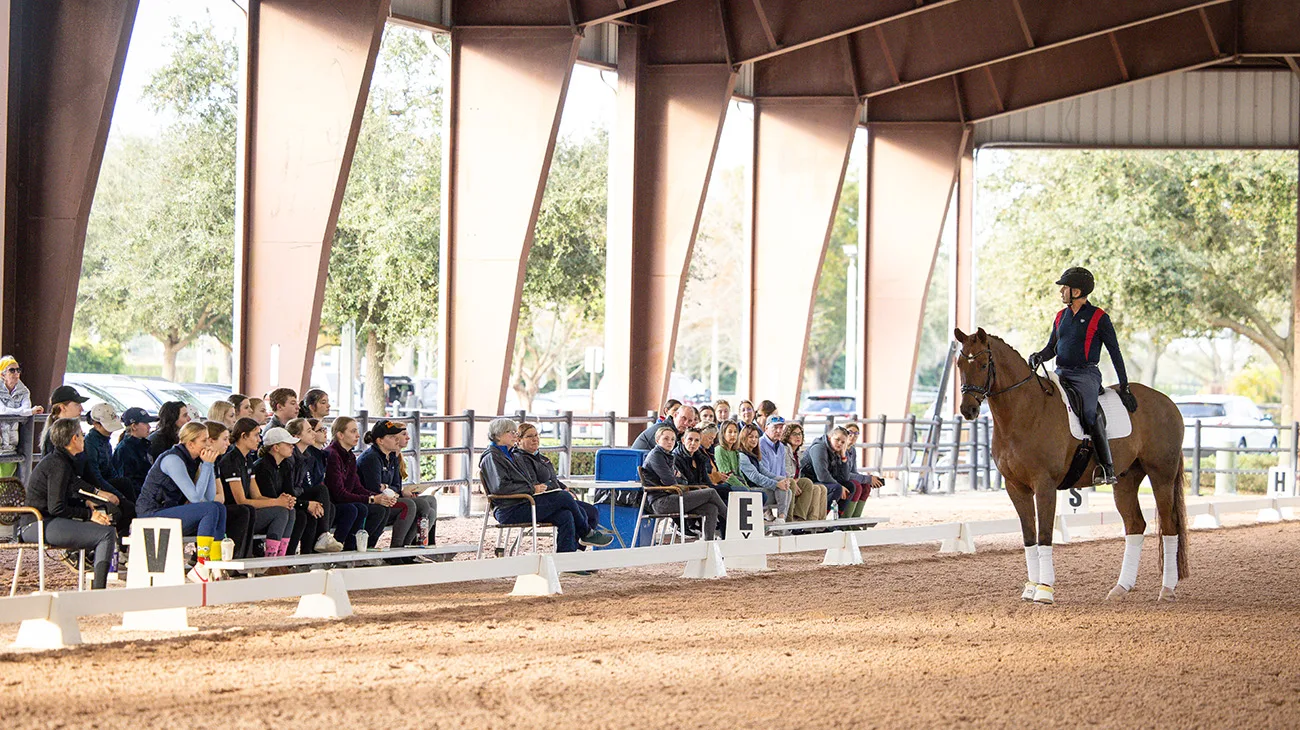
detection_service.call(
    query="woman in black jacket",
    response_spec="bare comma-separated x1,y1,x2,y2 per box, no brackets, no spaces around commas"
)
639,425,726,540
22,418,118,589
511,422,605,537
147,401,190,462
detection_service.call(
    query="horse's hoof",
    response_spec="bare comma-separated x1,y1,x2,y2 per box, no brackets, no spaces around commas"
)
1106,584,1130,601
1033,584,1055,604
1021,582,1037,601
1157,587,1176,602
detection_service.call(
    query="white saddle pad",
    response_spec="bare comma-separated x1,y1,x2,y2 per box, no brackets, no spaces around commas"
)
1047,372,1133,440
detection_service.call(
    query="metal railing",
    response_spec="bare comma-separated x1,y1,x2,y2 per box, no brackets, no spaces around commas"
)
1182,420,1297,496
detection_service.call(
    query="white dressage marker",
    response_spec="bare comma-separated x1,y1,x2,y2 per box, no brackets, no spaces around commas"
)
116,518,195,633
724,491,768,571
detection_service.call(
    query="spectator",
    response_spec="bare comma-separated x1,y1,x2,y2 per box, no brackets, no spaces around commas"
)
138,421,228,581
250,427,302,559
20,418,117,590
479,418,611,553
286,418,342,554
757,400,778,431
711,421,751,494
0,355,42,477
247,397,269,426
113,407,157,498
737,399,757,428
41,385,90,455
660,399,682,422
713,399,733,424
208,401,236,429
698,405,717,428
324,417,388,550
81,404,138,536
147,401,190,462
299,389,330,420
228,393,253,420
512,422,606,543
780,422,827,521
803,426,879,521
263,388,298,434
357,420,434,551
672,428,712,485
838,423,881,504
737,423,792,521
216,418,294,560
631,404,698,451
639,425,726,540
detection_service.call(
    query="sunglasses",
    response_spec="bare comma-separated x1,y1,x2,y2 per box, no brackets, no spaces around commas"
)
3,367,19,374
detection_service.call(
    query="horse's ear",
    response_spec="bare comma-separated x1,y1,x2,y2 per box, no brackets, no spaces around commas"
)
953,328,967,343
975,327,988,343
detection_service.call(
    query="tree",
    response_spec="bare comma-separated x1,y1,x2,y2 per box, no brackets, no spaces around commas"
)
509,130,609,411
804,173,857,390
323,26,442,415
77,19,238,381
978,149,1298,417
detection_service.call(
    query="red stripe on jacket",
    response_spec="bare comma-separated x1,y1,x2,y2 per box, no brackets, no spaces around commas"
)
1083,308,1106,356
1054,309,1066,330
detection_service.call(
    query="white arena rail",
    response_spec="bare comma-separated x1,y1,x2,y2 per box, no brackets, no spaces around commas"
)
2,495,1296,651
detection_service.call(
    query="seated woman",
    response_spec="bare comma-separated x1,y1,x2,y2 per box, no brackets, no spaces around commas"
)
802,426,877,521
285,418,342,554
697,405,717,428
640,425,726,540
713,399,732,424
217,418,294,559
21,418,118,590
250,427,304,559
324,417,389,550
737,399,758,429
736,424,792,521
297,418,347,552
208,401,236,429
113,407,157,499
711,421,752,495
479,418,612,553
756,400,778,431
392,424,437,545
838,424,883,506
147,401,191,462
511,422,606,542
781,422,828,521
356,420,431,550
138,421,228,582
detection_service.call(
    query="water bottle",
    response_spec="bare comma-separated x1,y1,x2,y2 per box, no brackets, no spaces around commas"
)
355,529,369,552
417,517,430,546
220,538,235,561
829,503,839,521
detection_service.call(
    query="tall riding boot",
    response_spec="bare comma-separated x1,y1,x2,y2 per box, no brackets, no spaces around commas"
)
1088,414,1118,485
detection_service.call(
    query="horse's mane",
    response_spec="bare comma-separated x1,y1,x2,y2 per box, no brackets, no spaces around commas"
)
984,333,1029,366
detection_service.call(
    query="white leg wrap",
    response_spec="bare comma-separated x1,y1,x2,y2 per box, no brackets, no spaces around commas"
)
1037,545,1055,587
1162,535,1179,589
1024,545,1040,584
1117,534,1143,590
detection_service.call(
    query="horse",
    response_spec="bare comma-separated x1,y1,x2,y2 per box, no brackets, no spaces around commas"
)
952,327,1188,604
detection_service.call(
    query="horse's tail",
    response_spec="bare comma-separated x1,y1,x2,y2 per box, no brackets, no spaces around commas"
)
1160,457,1191,579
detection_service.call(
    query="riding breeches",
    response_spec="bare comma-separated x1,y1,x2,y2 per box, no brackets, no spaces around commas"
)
1057,365,1103,430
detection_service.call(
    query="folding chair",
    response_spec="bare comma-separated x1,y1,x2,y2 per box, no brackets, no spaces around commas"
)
632,468,704,547
476,493,557,558
0,505,88,595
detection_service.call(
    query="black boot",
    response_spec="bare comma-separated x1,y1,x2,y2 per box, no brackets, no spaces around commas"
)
1089,413,1117,485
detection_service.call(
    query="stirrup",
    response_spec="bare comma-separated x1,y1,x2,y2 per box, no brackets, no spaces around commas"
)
1091,466,1118,486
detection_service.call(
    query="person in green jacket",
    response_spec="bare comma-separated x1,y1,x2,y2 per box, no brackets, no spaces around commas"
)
712,421,752,493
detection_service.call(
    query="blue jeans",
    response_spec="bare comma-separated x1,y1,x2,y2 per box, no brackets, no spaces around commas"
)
143,501,226,540
494,490,593,553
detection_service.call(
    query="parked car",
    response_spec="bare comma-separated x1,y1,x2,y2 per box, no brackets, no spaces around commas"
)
182,382,233,411
1173,395,1277,450
64,373,162,416
798,390,857,418
137,378,208,419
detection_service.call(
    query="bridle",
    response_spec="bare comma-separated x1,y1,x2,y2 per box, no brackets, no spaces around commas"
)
958,347,1054,404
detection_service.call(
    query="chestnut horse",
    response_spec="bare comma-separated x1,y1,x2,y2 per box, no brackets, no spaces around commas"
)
953,328,1188,604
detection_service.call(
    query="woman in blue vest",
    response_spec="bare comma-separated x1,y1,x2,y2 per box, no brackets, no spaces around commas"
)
138,420,227,581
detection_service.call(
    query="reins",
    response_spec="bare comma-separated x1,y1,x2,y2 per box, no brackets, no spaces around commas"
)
959,347,1056,403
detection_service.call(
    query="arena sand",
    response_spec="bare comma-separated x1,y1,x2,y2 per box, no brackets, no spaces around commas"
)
2,522,1299,728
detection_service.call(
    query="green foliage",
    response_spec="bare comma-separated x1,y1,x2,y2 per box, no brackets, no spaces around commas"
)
806,173,856,390
77,20,238,376
1229,361,1282,406
66,340,126,374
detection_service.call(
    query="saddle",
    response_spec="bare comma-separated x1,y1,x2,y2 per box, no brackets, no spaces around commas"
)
1049,373,1132,491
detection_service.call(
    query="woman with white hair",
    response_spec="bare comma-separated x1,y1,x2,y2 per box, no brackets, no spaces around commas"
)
479,418,612,553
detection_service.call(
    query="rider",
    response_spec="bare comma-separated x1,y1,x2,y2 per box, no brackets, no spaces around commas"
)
1027,267,1137,485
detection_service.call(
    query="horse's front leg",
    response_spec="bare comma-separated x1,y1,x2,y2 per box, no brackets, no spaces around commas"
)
1032,485,1058,604
1006,480,1039,601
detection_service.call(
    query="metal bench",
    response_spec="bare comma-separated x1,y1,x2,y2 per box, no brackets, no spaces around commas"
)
207,542,477,573
765,516,891,533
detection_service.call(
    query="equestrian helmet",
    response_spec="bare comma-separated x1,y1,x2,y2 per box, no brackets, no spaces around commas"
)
1055,266,1095,297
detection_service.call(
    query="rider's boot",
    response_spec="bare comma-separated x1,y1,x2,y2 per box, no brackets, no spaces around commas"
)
1089,415,1118,485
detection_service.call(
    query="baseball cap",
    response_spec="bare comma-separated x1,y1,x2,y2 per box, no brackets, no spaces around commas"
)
121,407,159,427
766,416,786,428
262,426,299,447
88,403,124,432
51,385,90,404
368,420,407,439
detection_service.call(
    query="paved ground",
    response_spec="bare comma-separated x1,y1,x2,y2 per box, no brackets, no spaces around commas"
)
2,518,1298,728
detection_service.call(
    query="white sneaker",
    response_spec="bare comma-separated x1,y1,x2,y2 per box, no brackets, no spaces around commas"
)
314,533,336,553
187,563,210,584
327,536,345,553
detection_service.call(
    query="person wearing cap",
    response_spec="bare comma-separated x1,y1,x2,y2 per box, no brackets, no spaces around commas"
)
21,418,118,590
357,420,431,552
220,419,295,560
250,426,302,559
0,355,42,477
81,404,138,535
41,384,90,456
113,407,158,497
282,418,338,555
1027,266,1137,485
138,421,228,580
758,416,789,477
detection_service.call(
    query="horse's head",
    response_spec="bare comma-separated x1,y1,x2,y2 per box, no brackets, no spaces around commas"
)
953,327,993,420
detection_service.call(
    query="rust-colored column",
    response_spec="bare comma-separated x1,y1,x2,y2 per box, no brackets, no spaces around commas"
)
438,27,579,418
950,142,975,413
746,98,861,414
1,0,138,406
605,25,735,425
861,123,967,420
235,0,388,397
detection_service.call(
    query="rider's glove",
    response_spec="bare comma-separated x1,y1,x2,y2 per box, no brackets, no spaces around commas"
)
1027,353,1043,371
1118,384,1138,413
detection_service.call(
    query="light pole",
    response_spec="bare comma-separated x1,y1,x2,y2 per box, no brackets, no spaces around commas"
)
843,244,859,392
